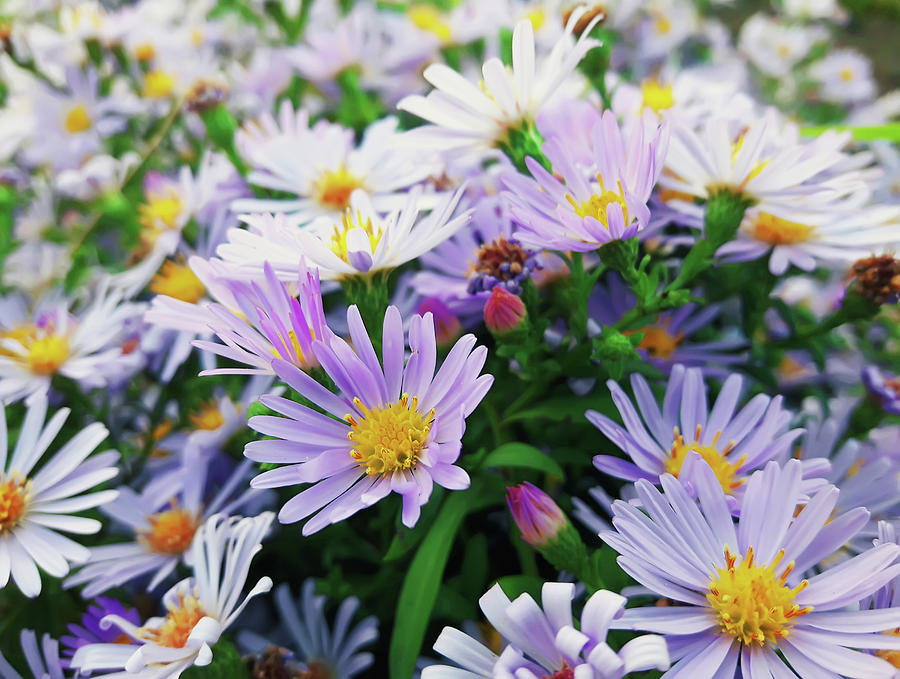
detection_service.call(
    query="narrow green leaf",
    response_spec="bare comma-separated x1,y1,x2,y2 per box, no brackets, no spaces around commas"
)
483,442,564,479
388,479,498,679
799,123,900,142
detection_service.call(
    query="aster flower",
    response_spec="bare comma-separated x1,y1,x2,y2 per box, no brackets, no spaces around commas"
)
0,393,118,598
232,107,439,223
424,582,670,678
810,49,877,104
0,630,68,679
64,448,261,597
863,366,900,415
504,110,669,251
716,202,900,275
220,187,470,281
0,286,145,404
246,304,493,534
397,9,602,153
587,365,824,506
602,459,900,678
737,14,826,78
190,260,334,376
70,512,274,679
61,597,141,663
240,580,378,678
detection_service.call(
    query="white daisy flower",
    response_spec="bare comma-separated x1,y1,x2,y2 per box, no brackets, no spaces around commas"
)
737,13,826,78
0,286,145,405
220,186,470,281
70,513,274,679
661,109,869,207
810,49,877,104
232,106,440,224
0,393,118,598
64,450,262,598
397,8,602,153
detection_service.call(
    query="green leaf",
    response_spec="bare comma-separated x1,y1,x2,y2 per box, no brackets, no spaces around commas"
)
388,479,499,679
483,442,564,479
496,574,545,601
799,123,900,142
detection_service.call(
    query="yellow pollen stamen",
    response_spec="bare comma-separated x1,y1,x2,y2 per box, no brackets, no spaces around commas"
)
752,213,815,245
0,476,29,533
408,5,452,43
566,176,630,232
641,79,674,113
345,395,435,476
142,589,207,648
189,401,225,431
143,71,176,99
150,260,206,304
877,629,900,667
664,426,745,493
708,547,811,646
839,68,854,82
626,320,683,359
313,166,364,211
27,334,70,375
140,502,200,555
64,104,92,134
330,209,384,265
134,43,156,62
523,8,545,30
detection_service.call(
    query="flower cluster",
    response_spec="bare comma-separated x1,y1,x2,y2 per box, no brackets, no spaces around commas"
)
1,1,900,679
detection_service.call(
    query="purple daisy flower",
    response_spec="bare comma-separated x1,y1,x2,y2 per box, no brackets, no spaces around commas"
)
245,304,493,534
504,110,669,252
60,597,140,663
587,365,826,508
862,366,900,415
423,582,670,678
192,260,334,376
602,458,900,678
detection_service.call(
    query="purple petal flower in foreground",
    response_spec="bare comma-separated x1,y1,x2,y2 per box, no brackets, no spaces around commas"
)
587,364,825,509
192,260,335,376
423,582,669,678
60,596,140,663
246,305,493,534
602,458,900,678
504,110,669,252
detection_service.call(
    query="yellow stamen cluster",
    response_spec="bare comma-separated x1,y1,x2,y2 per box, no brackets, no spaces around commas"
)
752,213,815,246
708,547,811,646
628,322,683,359
138,193,183,232
346,395,435,476
407,5,452,43
134,43,156,62
143,71,176,99
189,401,225,431
567,176,630,231
330,210,384,265
664,425,745,493
27,334,70,375
142,589,207,648
877,629,900,668
140,503,200,555
641,79,674,114
313,166,364,211
64,104,92,134
0,476,29,533
150,260,206,304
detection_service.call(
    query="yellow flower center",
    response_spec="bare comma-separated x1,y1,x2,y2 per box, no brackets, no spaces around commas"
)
567,177,630,231
271,329,315,368
64,104,92,134
664,426,745,493
839,68,854,82
655,15,671,35
708,547,811,646
0,476,29,533
138,192,183,232
629,323,683,359
150,261,206,304
143,71,176,99
345,395,435,477
641,79,674,114
140,504,200,555
877,629,900,668
27,334,70,375
523,8,545,30
189,401,225,431
134,43,156,62
330,210,384,265
408,5,452,43
142,590,207,648
752,213,815,245
313,167,364,211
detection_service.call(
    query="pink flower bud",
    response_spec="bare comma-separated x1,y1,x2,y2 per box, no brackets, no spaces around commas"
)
506,482,567,547
484,286,526,334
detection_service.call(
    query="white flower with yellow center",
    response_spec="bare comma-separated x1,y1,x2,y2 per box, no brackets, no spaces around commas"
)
810,49,877,104
0,393,118,598
220,187,469,281
71,513,274,679
397,8,602,153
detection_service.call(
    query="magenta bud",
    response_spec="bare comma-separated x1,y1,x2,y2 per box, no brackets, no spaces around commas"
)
506,482,567,547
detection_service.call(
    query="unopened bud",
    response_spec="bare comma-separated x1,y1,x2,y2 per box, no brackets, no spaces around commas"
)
848,255,900,306
186,79,229,113
484,286,527,335
506,482,567,547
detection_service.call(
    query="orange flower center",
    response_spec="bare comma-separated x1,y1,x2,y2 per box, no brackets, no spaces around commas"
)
142,590,207,648
752,213,815,245
314,167,364,211
0,476,28,533
140,504,200,555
